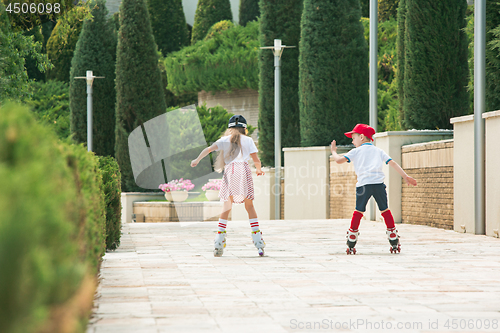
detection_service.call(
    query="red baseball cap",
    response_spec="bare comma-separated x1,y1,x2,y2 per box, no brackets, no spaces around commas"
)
344,124,376,141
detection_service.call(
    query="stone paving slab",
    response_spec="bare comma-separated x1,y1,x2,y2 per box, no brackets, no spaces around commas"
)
87,219,500,333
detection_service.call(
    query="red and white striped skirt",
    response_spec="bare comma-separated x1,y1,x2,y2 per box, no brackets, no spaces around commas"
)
219,161,254,204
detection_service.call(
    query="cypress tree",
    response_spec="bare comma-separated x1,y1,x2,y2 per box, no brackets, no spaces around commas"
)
240,0,260,26
258,0,303,166
396,0,406,127
299,0,368,146
485,1,500,112
115,0,167,191
147,0,189,56
191,0,232,44
403,0,469,129
70,0,117,157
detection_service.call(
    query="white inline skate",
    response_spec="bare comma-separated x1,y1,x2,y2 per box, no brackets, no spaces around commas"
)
346,228,359,255
251,230,266,256
386,227,401,253
214,231,226,257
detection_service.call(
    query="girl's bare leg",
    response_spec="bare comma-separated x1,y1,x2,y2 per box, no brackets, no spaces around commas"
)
220,196,233,220
244,198,257,219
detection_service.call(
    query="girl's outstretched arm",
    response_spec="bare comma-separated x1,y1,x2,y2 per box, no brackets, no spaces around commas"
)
388,160,417,186
191,145,217,167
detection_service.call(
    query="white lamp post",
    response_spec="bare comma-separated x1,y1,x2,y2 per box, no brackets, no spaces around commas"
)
74,70,104,152
260,39,295,220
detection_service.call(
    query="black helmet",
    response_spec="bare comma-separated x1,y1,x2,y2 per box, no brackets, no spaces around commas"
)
228,115,247,128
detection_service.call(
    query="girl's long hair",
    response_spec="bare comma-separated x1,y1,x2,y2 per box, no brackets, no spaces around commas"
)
214,127,246,173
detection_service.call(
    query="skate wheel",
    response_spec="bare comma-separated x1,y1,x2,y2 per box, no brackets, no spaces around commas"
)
214,248,223,257
258,249,264,257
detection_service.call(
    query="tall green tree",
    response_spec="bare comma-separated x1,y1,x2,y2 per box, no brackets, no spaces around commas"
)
115,0,166,191
147,0,189,56
403,0,469,129
299,0,368,146
258,0,302,166
191,0,232,44
485,1,500,112
70,0,117,157
396,0,406,127
378,0,399,22
240,0,260,26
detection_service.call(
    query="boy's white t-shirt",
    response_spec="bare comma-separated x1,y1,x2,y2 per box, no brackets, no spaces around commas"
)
343,143,392,187
212,135,258,164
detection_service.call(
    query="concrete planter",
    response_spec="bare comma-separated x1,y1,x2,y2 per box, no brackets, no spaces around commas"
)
165,190,188,202
205,190,220,201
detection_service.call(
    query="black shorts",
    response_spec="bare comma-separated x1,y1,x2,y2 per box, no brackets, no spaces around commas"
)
355,183,388,212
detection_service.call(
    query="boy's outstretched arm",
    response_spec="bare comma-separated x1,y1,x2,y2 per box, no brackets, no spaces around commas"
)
388,160,417,186
330,140,348,164
191,145,217,167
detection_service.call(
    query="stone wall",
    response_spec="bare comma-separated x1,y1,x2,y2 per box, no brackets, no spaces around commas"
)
198,89,259,141
401,140,454,229
329,156,357,219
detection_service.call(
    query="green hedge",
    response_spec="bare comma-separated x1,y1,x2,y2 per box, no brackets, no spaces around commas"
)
98,156,122,250
0,102,108,333
165,21,259,95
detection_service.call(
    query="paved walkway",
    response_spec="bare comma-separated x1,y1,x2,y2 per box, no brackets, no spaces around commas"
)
87,219,500,333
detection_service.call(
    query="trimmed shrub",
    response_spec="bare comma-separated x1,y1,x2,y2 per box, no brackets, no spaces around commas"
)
204,20,234,40
26,80,71,140
403,0,469,129
70,0,117,157
191,0,233,44
98,156,122,250
239,0,260,26
115,0,167,192
147,0,189,56
258,0,303,166
299,0,368,146
0,103,99,333
165,21,259,95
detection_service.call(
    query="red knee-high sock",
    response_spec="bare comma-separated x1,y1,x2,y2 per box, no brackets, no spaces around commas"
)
350,211,363,231
382,210,395,229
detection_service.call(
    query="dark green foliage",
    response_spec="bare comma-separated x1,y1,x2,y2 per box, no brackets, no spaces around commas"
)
26,80,71,140
166,21,259,95
396,0,406,126
360,0,369,17
0,103,97,333
98,156,122,250
299,0,368,146
46,8,87,82
378,0,399,22
115,0,167,192
258,0,302,166
239,0,260,26
403,0,469,129
24,27,46,82
191,0,233,44
70,0,117,157
485,1,500,112
0,2,52,103
147,0,189,56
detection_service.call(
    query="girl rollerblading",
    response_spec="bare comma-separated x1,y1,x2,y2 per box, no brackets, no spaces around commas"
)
191,115,266,257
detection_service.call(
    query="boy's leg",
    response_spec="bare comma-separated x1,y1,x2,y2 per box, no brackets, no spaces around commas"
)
373,184,400,253
347,186,371,254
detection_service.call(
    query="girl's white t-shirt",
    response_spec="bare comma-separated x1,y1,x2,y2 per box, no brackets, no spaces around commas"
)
343,143,392,187
212,135,258,164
